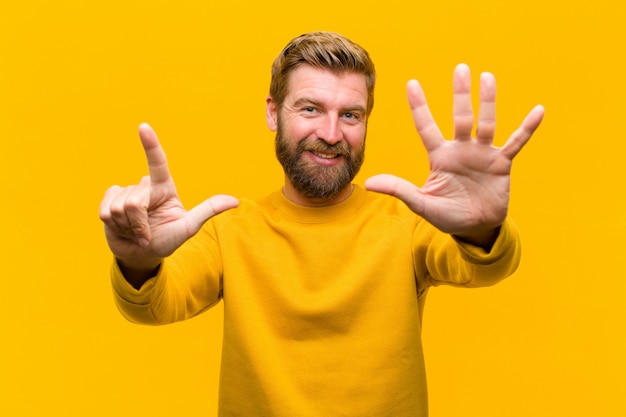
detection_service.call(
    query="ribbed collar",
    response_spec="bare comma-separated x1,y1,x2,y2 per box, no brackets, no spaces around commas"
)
268,184,368,224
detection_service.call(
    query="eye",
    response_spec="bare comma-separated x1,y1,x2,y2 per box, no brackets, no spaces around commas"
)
343,112,362,122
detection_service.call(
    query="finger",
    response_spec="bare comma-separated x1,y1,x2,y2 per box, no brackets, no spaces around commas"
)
453,63,474,141
476,72,496,144
100,185,121,223
501,105,545,159
138,123,172,186
407,79,444,152
365,174,425,216
108,185,134,235
123,176,152,246
185,195,240,236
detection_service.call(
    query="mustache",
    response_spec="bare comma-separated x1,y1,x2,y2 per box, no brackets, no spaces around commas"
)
299,140,351,158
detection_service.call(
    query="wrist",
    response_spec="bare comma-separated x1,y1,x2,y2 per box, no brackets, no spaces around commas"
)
116,257,162,290
453,226,501,252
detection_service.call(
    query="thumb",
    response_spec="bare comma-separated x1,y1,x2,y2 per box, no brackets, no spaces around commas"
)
186,194,240,234
365,174,425,216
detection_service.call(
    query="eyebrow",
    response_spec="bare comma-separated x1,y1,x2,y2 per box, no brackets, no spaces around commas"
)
293,97,321,108
293,97,367,114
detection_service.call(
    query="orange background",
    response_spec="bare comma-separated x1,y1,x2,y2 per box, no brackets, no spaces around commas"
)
1,1,624,416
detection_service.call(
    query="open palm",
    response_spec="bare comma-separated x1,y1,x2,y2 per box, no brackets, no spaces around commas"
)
366,64,544,239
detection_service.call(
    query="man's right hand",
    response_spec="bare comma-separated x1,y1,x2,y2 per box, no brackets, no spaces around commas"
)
99,123,239,287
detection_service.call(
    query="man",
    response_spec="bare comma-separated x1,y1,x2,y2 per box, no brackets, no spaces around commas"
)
100,32,544,416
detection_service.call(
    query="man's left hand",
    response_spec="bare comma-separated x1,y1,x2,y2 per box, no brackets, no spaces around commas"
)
366,64,544,246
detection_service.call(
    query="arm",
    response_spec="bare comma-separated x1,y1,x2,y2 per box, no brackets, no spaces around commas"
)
415,217,522,289
366,64,544,249
99,123,239,289
110,223,226,324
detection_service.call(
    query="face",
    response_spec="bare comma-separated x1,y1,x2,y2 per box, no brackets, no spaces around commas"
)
266,65,369,206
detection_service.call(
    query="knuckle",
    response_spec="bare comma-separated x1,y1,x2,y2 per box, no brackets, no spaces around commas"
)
99,207,112,222
130,221,147,234
124,195,143,211
109,198,127,216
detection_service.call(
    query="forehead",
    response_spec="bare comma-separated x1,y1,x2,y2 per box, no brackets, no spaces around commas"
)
285,65,368,107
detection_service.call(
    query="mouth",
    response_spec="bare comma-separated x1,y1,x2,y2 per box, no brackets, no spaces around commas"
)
304,149,346,167
310,150,342,159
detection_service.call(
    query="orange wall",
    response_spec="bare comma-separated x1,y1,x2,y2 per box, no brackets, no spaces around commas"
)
1,1,624,416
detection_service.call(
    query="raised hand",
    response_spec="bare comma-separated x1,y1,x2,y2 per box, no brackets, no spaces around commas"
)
100,124,239,280
365,64,544,245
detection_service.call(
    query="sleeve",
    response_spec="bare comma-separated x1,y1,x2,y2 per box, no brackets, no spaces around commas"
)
110,220,224,325
416,217,522,288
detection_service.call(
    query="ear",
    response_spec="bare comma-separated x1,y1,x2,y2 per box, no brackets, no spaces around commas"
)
266,95,278,131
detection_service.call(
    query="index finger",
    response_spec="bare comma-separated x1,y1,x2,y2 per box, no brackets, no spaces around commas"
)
138,123,172,185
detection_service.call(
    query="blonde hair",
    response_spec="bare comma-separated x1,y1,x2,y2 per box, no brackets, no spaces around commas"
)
270,32,376,115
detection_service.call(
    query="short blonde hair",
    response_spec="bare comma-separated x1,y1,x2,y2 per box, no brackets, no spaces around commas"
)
270,32,376,115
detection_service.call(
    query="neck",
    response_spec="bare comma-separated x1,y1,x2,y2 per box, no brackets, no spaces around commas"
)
282,180,354,207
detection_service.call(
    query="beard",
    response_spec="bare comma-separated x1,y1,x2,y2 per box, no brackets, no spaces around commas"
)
275,124,365,201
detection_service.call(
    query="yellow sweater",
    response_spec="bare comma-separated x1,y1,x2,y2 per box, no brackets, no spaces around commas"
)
111,185,521,416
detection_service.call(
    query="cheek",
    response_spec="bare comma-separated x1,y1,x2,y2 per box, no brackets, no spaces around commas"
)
346,127,367,150
286,119,319,141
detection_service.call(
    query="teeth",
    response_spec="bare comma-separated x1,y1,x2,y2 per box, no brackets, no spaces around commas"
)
312,151,338,159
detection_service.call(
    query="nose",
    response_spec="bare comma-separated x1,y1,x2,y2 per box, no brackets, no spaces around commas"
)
318,114,342,144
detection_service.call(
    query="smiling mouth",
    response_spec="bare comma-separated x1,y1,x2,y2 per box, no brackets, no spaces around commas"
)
310,150,341,159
